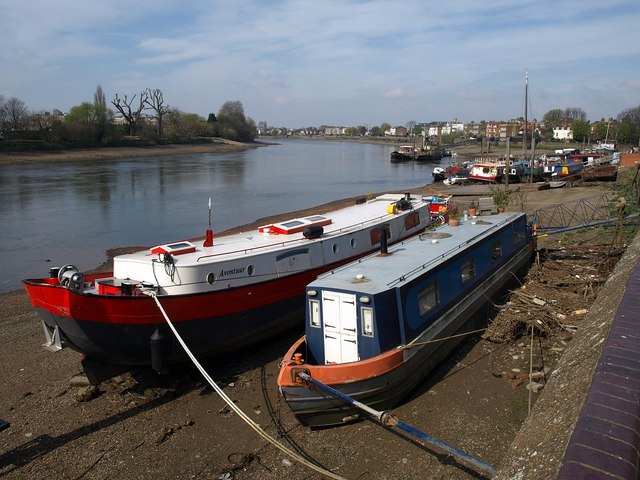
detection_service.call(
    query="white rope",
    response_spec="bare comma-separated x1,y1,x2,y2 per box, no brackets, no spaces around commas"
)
144,290,346,480
397,327,487,349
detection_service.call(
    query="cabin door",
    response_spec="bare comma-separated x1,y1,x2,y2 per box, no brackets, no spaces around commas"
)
321,291,359,364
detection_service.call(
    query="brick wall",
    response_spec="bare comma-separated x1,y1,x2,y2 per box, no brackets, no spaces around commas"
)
620,153,640,166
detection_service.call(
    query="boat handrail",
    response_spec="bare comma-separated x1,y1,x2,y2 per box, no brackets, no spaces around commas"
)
386,215,517,287
195,210,419,262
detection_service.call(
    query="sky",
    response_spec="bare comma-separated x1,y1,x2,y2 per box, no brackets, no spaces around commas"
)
1,0,639,128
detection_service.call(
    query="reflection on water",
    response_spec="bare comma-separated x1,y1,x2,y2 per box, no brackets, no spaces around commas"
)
0,139,447,292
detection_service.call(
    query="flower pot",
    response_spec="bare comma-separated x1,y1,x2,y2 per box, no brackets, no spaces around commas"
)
449,218,460,226
497,207,505,213
468,208,477,217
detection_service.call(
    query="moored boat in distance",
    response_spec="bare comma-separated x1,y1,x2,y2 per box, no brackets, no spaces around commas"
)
467,156,504,183
390,145,442,163
277,212,533,427
23,193,433,380
431,167,446,181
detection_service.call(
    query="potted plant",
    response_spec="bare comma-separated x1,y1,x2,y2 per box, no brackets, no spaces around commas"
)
448,204,460,226
468,199,478,217
490,185,511,212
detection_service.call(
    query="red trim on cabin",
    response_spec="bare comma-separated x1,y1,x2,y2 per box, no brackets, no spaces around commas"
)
150,243,196,255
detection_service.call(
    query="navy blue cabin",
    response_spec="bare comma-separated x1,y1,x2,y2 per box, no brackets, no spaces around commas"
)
304,213,530,365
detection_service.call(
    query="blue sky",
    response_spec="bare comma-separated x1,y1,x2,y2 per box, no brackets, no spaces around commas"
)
1,0,639,128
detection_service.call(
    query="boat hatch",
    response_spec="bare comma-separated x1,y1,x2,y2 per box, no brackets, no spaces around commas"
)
150,241,196,255
258,215,332,235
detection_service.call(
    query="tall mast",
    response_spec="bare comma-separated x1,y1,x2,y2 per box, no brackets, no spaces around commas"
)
523,70,528,157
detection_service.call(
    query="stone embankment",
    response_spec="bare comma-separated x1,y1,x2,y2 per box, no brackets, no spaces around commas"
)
497,229,640,479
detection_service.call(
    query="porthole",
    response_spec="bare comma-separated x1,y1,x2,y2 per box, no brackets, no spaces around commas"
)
206,272,216,285
332,243,339,254
350,238,357,249
247,264,254,276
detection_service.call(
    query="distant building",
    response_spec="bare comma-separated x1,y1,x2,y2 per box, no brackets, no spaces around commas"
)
324,126,346,135
553,126,573,141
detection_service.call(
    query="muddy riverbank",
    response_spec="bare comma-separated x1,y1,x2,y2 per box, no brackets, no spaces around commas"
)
0,181,628,479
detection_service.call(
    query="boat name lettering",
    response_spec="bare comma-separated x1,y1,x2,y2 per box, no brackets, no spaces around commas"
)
220,266,246,277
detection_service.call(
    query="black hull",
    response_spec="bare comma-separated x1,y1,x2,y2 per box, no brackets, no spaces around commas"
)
36,294,305,368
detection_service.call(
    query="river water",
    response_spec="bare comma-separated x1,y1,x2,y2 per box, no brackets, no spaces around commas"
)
0,139,447,293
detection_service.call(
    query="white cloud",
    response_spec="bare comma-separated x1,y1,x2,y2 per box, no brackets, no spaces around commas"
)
1,0,639,125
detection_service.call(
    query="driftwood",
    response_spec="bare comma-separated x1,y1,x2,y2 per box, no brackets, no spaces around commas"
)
483,244,623,343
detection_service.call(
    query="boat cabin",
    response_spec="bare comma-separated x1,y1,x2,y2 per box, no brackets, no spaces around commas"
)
302,213,530,365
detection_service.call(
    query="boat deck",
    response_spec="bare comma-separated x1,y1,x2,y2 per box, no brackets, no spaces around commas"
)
312,212,522,294
118,194,425,265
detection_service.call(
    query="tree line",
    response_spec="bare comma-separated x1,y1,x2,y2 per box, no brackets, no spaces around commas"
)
542,106,640,145
0,85,257,150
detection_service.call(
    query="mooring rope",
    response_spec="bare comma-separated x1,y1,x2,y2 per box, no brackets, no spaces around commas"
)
397,327,487,349
144,291,346,480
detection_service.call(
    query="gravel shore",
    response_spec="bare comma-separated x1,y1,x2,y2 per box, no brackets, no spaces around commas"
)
0,139,265,166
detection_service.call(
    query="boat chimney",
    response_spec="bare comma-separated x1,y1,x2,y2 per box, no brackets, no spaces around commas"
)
404,192,411,202
379,225,389,255
203,197,214,247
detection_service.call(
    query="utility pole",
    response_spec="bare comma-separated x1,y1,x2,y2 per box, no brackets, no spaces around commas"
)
505,137,511,187
523,70,528,158
529,120,536,183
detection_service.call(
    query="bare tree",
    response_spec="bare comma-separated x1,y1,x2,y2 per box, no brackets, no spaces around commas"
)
143,88,168,138
111,92,147,136
564,107,587,121
4,97,29,131
0,95,6,131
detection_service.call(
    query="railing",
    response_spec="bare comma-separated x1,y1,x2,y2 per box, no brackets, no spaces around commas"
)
195,210,414,262
532,193,615,233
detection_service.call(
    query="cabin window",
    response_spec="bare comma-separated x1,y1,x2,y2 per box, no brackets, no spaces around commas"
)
404,211,420,230
460,258,476,283
309,299,321,328
206,272,216,285
350,237,357,249
418,282,439,316
332,243,339,254
514,227,524,245
361,307,374,337
247,264,254,276
491,241,502,261
282,220,304,228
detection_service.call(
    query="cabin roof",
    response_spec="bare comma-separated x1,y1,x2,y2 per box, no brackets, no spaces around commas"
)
115,193,427,266
309,212,526,295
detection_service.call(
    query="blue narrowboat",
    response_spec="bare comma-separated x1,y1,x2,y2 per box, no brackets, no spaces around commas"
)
277,212,533,427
